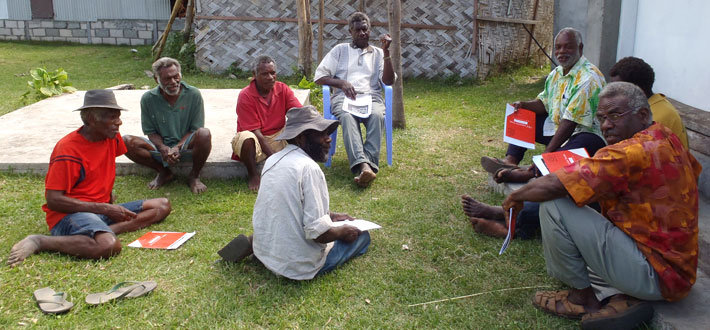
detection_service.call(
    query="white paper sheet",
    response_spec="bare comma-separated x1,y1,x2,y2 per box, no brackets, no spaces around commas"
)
342,94,372,118
331,219,382,231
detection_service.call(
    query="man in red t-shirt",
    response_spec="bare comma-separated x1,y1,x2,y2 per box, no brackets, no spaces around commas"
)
7,90,172,267
231,55,302,191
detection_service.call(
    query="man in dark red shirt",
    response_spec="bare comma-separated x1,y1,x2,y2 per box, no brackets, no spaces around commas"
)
231,55,302,191
7,90,171,267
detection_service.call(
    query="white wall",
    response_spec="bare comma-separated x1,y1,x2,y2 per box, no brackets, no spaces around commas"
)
617,0,709,111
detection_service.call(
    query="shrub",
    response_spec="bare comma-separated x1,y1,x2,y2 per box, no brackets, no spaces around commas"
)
21,67,77,104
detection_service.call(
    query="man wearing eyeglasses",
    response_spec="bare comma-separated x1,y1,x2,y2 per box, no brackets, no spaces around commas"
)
314,11,395,187
500,82,700,329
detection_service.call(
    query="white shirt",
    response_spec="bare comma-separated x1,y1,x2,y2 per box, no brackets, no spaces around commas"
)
314,43,387,100
251,144,334,280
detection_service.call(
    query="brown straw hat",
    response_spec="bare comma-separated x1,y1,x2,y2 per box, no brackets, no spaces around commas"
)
275,106,339,141
74,89,128,111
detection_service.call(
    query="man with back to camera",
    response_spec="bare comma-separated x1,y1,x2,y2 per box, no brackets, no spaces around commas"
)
218,106,371,280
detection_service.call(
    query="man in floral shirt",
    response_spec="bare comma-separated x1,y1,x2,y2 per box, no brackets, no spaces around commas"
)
481,27,606,183
501,82,700,329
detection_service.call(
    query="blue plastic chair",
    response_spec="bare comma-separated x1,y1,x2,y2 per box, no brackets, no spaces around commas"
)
322,83,393,168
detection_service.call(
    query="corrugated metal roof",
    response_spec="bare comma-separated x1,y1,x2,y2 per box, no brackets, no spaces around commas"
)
0,0,8,20
54,0,98,21
54,0,170,21
6,0,31,20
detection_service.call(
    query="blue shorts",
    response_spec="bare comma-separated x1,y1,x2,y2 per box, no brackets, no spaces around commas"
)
139,132,196,167
50,200,144,238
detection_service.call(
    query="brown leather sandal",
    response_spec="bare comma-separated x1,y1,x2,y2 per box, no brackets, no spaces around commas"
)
580,295,654,330
532,290,589,320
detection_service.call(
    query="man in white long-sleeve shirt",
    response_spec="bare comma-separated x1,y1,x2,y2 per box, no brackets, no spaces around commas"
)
219,106,371,280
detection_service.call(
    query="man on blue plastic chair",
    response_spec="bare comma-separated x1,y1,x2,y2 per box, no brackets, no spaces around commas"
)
314,11,395,187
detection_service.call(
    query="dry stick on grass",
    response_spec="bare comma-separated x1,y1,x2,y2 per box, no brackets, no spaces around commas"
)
408,285,552,307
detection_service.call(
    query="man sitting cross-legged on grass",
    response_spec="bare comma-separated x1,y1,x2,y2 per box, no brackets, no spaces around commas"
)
478,82,700,329
7,90,171,267
231,55,302,192
123,57,212,194
480,27,606,183
219,106,370,280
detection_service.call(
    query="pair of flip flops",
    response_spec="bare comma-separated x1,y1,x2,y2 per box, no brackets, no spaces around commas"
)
33,281,157,314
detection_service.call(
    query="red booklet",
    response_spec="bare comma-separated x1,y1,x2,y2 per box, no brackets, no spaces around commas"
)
540,148,589,174
128,231,195,250
503,104,536,149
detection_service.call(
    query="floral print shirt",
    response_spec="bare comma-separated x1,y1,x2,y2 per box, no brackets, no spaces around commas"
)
538,56,606,139
556,123,701,301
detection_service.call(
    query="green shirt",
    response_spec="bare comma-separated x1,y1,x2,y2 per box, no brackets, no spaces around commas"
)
140,81,204,147
537,56,606,138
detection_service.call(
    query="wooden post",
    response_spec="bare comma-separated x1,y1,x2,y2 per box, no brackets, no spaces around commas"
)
359,0,366,13
388,0,405,129
318,0,324,62
152,0,183,61
296,0,313,77
183,0,195,43
525,0,540,58
472,0,478,55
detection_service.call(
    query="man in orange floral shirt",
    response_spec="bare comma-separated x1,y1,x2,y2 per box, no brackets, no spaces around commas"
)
501,82,701,329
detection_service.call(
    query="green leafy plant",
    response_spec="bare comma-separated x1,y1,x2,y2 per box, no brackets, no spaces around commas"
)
226,60,252,79
296,75,323,112
22,67,77,103
163,31,197,73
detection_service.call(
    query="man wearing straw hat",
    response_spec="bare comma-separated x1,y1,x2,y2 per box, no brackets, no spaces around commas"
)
6,89,172,267
218,106,371,280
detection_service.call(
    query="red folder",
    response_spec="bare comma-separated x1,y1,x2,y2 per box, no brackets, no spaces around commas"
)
504,108,536,149
541,149,588,173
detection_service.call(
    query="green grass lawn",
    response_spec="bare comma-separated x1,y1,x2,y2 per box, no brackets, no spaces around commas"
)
0,41,579,328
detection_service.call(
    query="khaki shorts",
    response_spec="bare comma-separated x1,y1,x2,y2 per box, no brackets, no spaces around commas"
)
231,130,287,162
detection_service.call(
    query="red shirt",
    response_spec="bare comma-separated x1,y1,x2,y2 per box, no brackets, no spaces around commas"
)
236,80,302,136
556,123,701,301
42,128,127,230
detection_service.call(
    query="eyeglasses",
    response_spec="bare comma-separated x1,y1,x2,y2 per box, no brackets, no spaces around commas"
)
597,109,635,123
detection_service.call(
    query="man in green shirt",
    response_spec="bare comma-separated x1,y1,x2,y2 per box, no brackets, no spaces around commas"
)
124,57,211,194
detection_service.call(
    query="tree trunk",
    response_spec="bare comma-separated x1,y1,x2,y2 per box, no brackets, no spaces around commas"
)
182,0,195,43
296,0,313,77
388,0,406,129
318,0,324,62
152,0,183,61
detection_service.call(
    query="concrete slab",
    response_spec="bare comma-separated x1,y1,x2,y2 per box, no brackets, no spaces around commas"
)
0,88,310,179
488,178,710,330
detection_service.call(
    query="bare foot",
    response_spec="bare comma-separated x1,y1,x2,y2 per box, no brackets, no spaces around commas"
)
494,167,535,183
354,164,376,187
470,217,508,238
189,176,207,194
7,235,42,267
148,170,174,190
461,195,505,220
247,173,260,192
